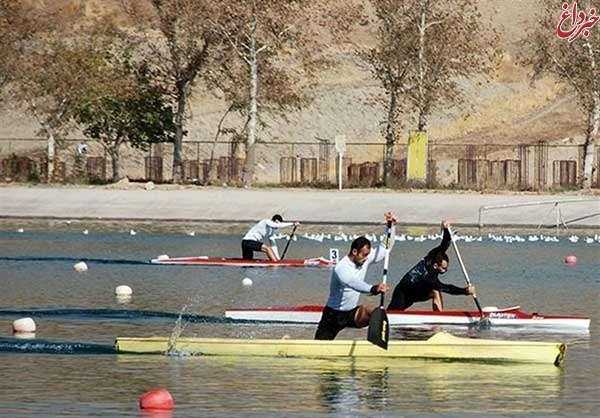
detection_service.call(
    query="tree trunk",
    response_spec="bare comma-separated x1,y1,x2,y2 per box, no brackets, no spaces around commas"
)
582,39,599,189
417,110,429,131
582,98,599,189
172,85,186,183
30,102,57,182
109,144,122,183
243,33,259,186
417,0,429,132
384,87,398,187
207,104,233,184
46,131,55,183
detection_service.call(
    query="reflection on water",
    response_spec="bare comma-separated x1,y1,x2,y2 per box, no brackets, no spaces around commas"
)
315,358,563,416
141,412,173,418
112,355,564,416
317,363,390,415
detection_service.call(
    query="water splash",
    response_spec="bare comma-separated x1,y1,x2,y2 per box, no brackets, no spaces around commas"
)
166,307,188,354
166,298,202,355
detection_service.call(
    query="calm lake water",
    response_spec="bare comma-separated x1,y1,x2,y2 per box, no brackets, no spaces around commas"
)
0,228,598,417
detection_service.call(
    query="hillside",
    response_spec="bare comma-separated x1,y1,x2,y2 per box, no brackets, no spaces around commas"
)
0,0,587,150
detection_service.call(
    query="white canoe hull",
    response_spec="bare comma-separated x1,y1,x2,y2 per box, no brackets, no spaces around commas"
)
225,305,590,330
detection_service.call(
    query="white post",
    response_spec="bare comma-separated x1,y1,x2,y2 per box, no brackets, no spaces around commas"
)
334,135,346,192
338,152,343,191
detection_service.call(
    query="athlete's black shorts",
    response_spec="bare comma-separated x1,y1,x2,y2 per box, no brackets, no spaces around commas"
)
314,306,360,340
387,286,414,310
241,239,263,259
388,283,432,310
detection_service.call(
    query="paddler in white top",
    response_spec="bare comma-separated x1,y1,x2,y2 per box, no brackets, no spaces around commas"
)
241,214,300,261
315,212,397,340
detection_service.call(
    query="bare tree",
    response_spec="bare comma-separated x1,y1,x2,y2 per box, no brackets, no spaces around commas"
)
336,0,497,187
359,1,413,186
3,3,84,181
120,0,224,183
394,0,497,132
521,0,600,189
0,1,32,93
210,0,323,186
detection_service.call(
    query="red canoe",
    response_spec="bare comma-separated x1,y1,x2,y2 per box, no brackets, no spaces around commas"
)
225,305,590,330
150,256,335,268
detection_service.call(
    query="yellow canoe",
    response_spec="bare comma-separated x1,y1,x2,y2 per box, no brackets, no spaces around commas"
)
115,331,566,366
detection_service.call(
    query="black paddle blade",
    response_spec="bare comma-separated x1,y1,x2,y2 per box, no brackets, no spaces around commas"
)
367,307,389,350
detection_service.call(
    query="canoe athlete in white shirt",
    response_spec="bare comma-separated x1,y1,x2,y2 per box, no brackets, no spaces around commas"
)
315,212,397,340
241,214,300,261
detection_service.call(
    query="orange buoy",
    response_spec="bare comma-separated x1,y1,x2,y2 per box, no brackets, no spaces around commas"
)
140,389,174,411
565,255,577,265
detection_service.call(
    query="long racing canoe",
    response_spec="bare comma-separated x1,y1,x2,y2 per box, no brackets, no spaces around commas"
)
150,256,334,267
115,331,566,366
225,305,590,331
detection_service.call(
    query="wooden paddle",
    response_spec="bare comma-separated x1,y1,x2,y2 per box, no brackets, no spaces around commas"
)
448,227,490,328
367,220,393,350
279,224,298,260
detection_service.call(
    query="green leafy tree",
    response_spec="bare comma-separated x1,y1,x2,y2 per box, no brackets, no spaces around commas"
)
74,64,177,182
120,0,225,183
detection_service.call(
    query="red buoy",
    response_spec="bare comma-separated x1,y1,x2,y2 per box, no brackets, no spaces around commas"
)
139,389,174,411
565,255,577,265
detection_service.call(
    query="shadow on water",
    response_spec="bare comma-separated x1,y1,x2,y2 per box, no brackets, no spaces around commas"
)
0,256,150,265
0,337,115,354
0,308,227,323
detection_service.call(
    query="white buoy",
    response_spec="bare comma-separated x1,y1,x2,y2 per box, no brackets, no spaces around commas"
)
115,285,133,296
83,229,89,235
157,254,170,260
130,229,137,236
242,277,253,287
73,261,88,272
187,231,196,236
17,228,24,233
13,317,36,333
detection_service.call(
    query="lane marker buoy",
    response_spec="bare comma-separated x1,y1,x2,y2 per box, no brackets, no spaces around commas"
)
115,285,133,296
139,389,174,411
73,261,88,272
13,317,36,333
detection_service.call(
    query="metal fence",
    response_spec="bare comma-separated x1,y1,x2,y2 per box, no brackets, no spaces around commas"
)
0,137,598,190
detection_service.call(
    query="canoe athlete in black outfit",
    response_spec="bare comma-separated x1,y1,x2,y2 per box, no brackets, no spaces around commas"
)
387,220,475,311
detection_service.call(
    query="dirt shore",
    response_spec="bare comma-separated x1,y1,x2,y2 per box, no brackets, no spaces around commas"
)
1,184,599,234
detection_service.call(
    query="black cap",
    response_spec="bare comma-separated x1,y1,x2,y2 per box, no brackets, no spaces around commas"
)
272,214,283,222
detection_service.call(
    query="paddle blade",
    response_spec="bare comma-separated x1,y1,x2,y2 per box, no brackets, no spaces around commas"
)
367,307,389,350
477,316,492,330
